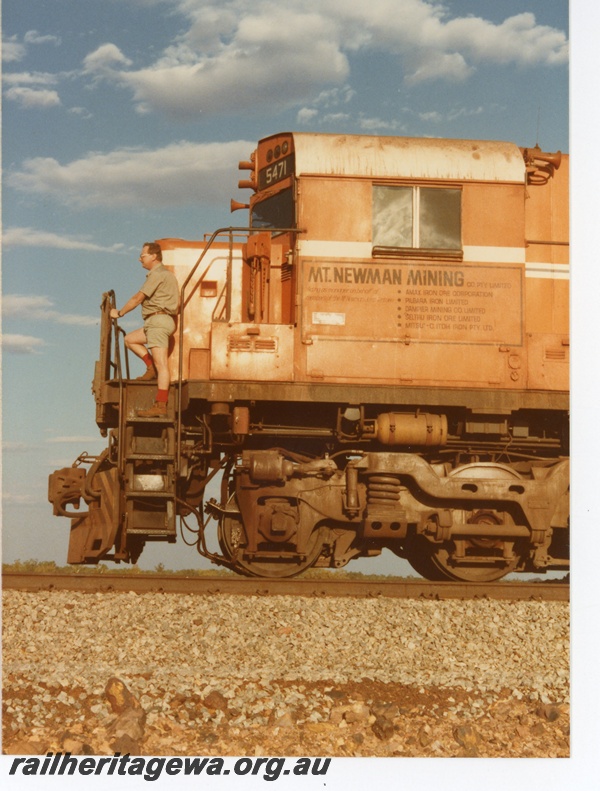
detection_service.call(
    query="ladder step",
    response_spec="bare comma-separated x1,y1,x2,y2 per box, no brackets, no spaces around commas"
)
127,529,177,537
126,453,174,461
123,383,176,423
126,500,176,534
125,491,175,499
125,425,175,456
128,415,174,424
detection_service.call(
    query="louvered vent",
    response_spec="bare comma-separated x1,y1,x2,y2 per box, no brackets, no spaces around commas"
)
228,337,278,353
545,348,567,361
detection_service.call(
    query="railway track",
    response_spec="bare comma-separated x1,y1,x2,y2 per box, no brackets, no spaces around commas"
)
2,572,569,601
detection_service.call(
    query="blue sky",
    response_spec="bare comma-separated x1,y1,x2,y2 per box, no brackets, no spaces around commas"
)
1,0,573,572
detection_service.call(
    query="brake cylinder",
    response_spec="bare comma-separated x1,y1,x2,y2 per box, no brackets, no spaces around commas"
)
375,412,448,446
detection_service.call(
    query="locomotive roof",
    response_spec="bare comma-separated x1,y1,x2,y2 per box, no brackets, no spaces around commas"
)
278,132,525,183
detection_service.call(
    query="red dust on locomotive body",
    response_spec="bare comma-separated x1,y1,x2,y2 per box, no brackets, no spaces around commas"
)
49,132,569,581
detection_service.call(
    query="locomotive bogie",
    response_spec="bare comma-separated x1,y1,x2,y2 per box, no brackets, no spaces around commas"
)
203,446,569,579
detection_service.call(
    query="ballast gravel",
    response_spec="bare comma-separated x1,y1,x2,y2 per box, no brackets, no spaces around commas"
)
2,590,569,757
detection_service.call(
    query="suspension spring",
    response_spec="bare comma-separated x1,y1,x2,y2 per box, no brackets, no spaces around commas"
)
367,475,402,507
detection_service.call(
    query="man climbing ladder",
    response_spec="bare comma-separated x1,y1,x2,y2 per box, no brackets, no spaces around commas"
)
109,241,179,417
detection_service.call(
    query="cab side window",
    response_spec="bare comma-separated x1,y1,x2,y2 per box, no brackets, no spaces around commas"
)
373,186,461,254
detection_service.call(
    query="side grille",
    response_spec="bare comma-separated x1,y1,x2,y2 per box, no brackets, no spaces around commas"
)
544,348,567,361
228,337,278,353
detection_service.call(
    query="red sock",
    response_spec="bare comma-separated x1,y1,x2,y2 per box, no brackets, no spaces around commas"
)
156,389,169,403
142,353,154,368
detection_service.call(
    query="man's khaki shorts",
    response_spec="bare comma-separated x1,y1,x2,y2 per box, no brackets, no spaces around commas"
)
144,314,176,349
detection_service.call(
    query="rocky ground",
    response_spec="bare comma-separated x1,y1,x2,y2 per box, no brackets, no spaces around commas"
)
2,589,569,758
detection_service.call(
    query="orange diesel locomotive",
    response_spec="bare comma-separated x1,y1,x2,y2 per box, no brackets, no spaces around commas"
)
49,132,569,580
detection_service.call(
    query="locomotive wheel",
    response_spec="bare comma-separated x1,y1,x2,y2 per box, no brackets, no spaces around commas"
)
218,496,325,578
402,536,450,582
425,536,521,582
406,463,525,583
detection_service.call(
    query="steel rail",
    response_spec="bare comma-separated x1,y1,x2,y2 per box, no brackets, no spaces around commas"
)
2,572,569,601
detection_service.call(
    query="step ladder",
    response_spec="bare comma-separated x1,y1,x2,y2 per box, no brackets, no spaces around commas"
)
119,382,178,543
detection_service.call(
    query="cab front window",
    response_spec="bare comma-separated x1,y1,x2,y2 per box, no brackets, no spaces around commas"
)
251,189,295,231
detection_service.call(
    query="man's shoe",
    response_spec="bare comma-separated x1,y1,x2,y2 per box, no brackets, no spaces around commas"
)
137,401,168,418
135,366,157,381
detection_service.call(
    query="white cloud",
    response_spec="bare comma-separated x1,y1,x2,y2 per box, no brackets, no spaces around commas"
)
2,492,37,505
2,294,98,328
297,84,362,126
3,71,58,86
3,441,35,452
3,70,62,109
414,105,486,124
297,107,318,124
4,86,61,108
3,226,125,253
83,43,133,75
314,86,356,106
68,107,93,119
84,4,349,118
79,1,567,118
355,116,407,133
2,37,26,62
2,334,47,354
447,105,485,121
330,2,568,72
126,28,347,118
7,140,254,208
442,12,568,67
23,30,61,46
3,29,61,64
404,52,473,85
418,110,443,123
297,105,407,133
320,112,351,125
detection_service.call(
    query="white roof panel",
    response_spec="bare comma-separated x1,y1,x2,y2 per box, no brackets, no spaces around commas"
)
289,133,525,183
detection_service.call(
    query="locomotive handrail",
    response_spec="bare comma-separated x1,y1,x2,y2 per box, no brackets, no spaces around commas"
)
99,290,131,384
105,291,130,475
111,318,131,383
175,225,303,476
98,291,133,475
